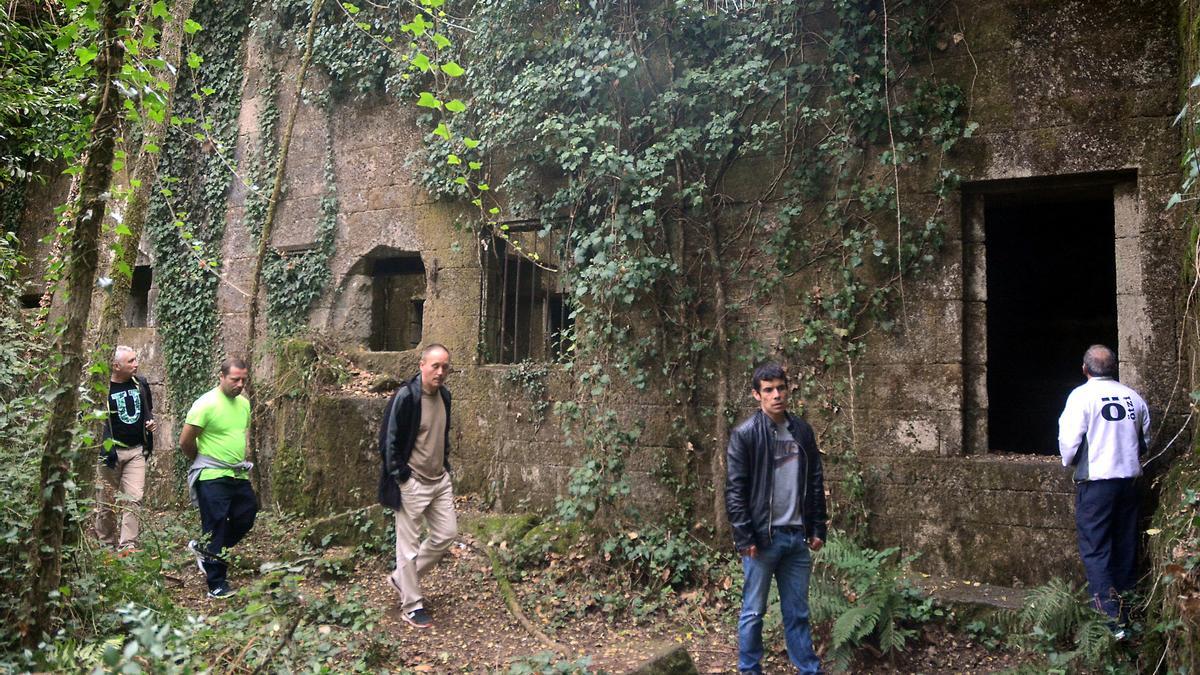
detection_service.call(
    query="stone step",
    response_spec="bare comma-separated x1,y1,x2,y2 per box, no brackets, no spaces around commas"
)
912,576,1028,614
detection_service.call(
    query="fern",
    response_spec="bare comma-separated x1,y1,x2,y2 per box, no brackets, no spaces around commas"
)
810,532,932,668
1006,578,1130,672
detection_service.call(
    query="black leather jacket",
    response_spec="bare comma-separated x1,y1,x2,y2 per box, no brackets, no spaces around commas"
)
725,410,827,551
377,374,452,510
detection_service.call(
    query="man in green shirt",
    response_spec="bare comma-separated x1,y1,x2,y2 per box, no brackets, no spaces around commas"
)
179,357,257,599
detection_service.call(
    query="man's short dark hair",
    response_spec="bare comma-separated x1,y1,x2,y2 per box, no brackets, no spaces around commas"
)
752,361,788,392
220,356,249,375
420,343,449,361
1083,344,1118,378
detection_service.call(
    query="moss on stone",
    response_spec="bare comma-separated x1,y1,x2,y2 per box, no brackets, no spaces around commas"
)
302,505,390,549
270,442,315,515
518,519,583,558
462,512,540,546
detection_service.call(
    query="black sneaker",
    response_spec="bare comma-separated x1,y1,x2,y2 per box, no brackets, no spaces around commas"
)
187,540,206,575
207,585,237,599
401,607,431,628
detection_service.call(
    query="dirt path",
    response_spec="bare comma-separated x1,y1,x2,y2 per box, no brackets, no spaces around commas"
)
163,507,1031,673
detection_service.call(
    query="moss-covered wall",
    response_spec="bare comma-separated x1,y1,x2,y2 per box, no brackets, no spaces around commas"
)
9,0,1188,587
191,0,1190,586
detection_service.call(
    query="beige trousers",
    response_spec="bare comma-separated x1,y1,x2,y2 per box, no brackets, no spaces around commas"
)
96,446,146,549
390,473,457,613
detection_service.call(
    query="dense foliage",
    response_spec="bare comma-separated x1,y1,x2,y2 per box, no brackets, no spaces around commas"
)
410,0,975,577
0,5,86,191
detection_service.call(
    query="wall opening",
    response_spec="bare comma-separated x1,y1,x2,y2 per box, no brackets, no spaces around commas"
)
124,264,153,327
368,255,425,351
19,294,39,310
480,228,569,364
980,187,1118,454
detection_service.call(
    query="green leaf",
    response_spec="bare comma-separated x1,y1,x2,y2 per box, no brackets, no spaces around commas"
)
463,137,480,149
445,99,466,113
432,32,451,50
416,91,442,108
143,143,160,154
411,52,431,72
1167,192,1182,210
187,52,203,69
477,183,489,191
343,2,360,13
440,61,465,77
447,154,461,165
76,46,98,66
183,19,202,34
151,1,169,18
432,123,450,139
468,161,482,170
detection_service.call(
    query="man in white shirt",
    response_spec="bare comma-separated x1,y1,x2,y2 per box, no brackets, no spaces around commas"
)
1057,344,1149,631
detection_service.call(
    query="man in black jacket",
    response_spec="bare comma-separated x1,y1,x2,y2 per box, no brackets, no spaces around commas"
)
726,362,827,674
377,344,456,629
96,345,156,552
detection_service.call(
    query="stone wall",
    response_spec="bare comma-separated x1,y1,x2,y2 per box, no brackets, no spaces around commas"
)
163,0,1190,585
10,0,1186,586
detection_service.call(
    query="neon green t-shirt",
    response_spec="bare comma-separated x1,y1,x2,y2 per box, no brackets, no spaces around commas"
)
185,387,251,481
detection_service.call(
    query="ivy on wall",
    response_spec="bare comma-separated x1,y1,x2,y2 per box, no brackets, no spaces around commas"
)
409,0,975,539
146,1,252,431
239,30,340,340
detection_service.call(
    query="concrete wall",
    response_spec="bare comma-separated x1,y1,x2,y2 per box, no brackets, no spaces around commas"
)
172,0,1191,585
10,0,1185,585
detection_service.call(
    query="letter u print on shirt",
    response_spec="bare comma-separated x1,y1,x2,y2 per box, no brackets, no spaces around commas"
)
111,389,142,425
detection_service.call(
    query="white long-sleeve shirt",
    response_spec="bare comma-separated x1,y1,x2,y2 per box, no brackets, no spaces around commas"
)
1057,376,1150,481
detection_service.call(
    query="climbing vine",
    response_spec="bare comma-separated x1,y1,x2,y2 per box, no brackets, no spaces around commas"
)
408,0,975,550
146,0,252,444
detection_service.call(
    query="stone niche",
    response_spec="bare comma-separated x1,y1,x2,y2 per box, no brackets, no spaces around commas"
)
320,245,430,353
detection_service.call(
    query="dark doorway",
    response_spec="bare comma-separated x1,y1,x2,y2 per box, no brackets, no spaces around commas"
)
985,191,1118,454
124,265,152,327
369,255,425,351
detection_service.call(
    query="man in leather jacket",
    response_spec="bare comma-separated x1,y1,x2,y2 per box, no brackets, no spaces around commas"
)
377,344,456,629
726,362,827,674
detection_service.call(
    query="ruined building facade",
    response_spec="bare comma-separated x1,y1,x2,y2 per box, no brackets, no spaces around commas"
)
14,0,1187,586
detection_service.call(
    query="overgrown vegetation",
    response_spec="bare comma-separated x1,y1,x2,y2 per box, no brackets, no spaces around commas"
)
403,0,975,615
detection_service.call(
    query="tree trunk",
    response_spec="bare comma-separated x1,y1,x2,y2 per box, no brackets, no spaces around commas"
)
244,0,323,497
22,0,128,646
81,0,195,495
706,217,732,539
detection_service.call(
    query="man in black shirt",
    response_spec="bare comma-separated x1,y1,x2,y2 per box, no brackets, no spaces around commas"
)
96,345,156,552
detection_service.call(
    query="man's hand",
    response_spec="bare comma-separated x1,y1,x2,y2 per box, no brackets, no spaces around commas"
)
179,423,201,461
808,537,824,552
145,419,157,434
740,545,758,559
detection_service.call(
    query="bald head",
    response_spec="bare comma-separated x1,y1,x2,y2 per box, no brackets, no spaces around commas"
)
419,343,450,393
1083,344,1117,378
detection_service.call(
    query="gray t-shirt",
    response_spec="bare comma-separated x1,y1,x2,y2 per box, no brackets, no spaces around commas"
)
410,391,446,483
770,420,804,528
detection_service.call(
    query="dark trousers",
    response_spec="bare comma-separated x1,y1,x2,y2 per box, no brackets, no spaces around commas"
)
1075,477,1138,620
195,477,258,590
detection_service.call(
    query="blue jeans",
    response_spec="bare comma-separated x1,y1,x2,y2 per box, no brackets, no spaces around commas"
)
738,527,821,674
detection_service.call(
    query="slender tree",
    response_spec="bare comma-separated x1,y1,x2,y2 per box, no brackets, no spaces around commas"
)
244,0,323,495
81,0,195,493
22,0,129,645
